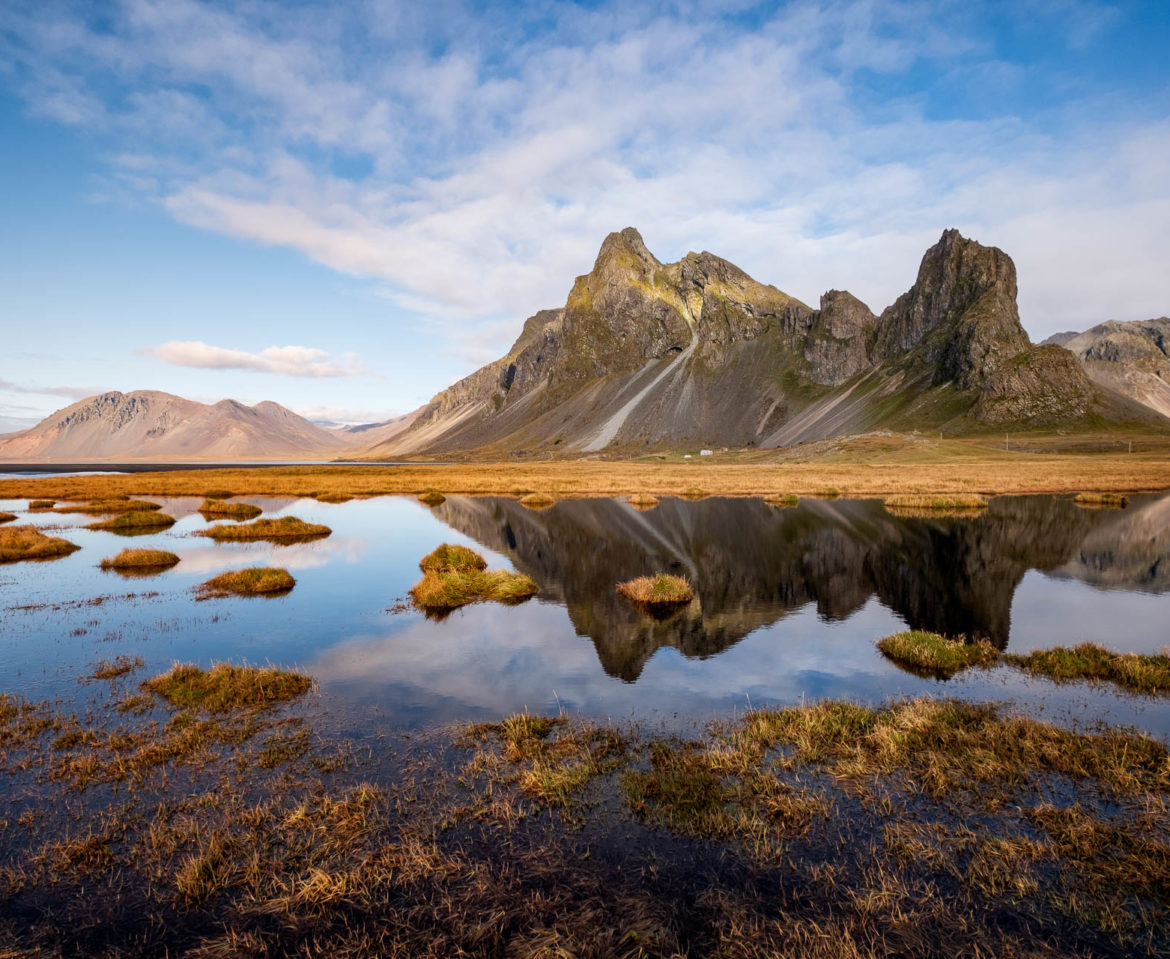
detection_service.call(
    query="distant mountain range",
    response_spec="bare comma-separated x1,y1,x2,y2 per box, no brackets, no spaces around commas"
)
0,229,1166,462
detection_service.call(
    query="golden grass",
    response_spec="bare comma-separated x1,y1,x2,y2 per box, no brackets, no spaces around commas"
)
99,548,180,571
2,432,1170,502
91,655,145,680
877,631,1000,679
1005,643,1170,695
53,498,162,515
141,662,310,712
315,492,352,503
1074,491,1130,508
409,568,538,611
87,510,176,532
0,511,15,524
203,488,235,499
28,499,55,509
198,499,263,521
417,489,446,507
197,567,296,598
0,525,81,563
627,493,659,509
196,516,330,542
680,486,707,500
418,543,486,573
519,492,556,509
883,494,988,511
617,574,694,608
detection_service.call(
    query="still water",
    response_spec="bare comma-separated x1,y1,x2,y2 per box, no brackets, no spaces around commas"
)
2,492,1169,737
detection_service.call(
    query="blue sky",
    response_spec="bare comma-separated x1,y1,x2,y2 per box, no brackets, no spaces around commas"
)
1,0,1167,431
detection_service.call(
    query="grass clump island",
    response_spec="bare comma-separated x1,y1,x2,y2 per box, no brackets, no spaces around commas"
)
99,548,180,573
1074,491,1130,508
410,543,537,612
53,498,162,515
764,492,799,508
197,498,263,521
87,510,176,533
197,567,296,598
617,573,694,611
877,631,999,679
1006,643,1170,695
141,662,311,713
28,499,55,510
417,489,446,507
879,632,1170,695
196,516,330,542
884,494,989,518
0,525,81,563
0,511,15,524
627,492,659,509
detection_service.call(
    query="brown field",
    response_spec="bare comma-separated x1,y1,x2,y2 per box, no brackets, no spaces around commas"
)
2,433,1167,501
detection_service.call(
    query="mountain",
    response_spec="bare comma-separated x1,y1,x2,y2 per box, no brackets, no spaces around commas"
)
369,227,1135,458
1055,318,1170,420
0,391,350,461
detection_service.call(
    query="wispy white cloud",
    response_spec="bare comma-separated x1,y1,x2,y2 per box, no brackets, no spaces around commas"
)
1,0,1166,360
0,378,107,400
144,342,365,377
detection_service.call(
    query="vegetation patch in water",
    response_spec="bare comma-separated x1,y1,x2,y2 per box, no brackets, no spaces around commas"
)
418,543,486,574
1005,643,1170,695
91,656,145,680
884,494,988,512
203,488,235,500
198,499,263,521
28,499,55,510
316,492,352,503
519,492,556,509
141,662,310,713
679,486,707,500
627,492,659,509
0,511,15,524
764,493,799,508
410,568,538,612
54,498,162,515
417,489,446,507
0,525,81,563
197,567,295,598
99,548,180,573
1074,491,1129,508
877,631,999,679
87,510,176,533
617,574,693,610
196,516,330,542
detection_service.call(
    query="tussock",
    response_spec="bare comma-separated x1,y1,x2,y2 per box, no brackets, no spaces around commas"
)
0,525,80,563
198,499,263,521
99,548,180,572
196,516,330,542
87,510,176,532
617,574,693,609
877,631,999,679
141,662,310,712
197,567,296,598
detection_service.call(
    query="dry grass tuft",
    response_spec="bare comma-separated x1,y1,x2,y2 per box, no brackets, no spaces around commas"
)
196,516,330,542
0,511,16,524
99,548,180,572
53,499,162,515
28,499,55,510
617,574,693,610
627,493,659,509
203,488,235,500
680,487,707,500
315,493,352,503
87,510,176,532
0,525,81,563
197,567,296,598
198,499,263,521
1006,643,1170,695
92,655,145,680
877,631,1000,679
141,662,311,713
418,543,486,574
410,568,538,612
519,492,556,509
417,489,446,507
1074,491,1130,508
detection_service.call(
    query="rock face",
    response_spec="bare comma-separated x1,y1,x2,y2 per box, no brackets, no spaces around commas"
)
0,391,350,461
1058,318,1170,420
371,227,1125,458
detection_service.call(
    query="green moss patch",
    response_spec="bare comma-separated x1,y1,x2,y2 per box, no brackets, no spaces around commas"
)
1006,643,1170,695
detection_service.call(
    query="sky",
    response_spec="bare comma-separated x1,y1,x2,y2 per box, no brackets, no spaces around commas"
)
0,0,1167,432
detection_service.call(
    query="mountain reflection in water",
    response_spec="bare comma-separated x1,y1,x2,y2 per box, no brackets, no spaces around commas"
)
433,494,1170,681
